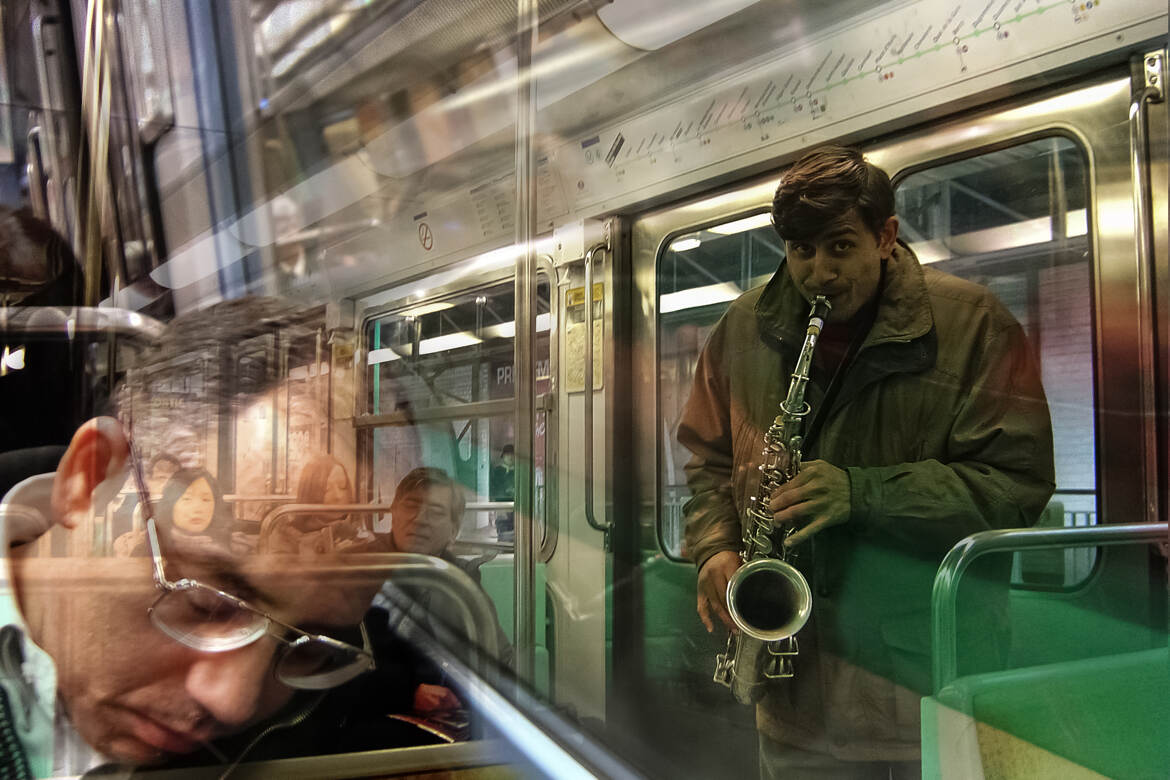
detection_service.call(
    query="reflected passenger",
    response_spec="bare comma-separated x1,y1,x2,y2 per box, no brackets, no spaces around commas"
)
385,467,464,558
0,299,430,775
489,445,515,543
159,468,233,549
293,455,371,548
680,146,1055,778
0,206,85,496
115,467,232,556
260,455,371,553
372,467,513,720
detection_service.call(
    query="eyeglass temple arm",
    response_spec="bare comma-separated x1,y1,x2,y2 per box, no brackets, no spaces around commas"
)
119,417,170,591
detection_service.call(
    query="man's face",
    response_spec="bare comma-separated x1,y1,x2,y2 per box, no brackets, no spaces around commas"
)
783,210,898,323
15,414,374,766
390,485,456,556
17,530,377,764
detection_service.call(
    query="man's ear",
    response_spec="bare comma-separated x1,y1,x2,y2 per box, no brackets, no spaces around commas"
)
51,417,130,530
878,216,899,258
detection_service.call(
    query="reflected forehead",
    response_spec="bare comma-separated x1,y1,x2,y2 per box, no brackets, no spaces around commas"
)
170,541,379,621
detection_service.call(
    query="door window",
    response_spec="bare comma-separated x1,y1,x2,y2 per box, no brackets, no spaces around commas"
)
657,137,1096,589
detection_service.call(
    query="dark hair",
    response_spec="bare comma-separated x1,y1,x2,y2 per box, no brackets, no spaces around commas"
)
500,445,514,456
296,455,350,504
0,206,81,304
147,452,182,480
293,455,352,532
114,297,314,449
156,468,232,546
392,467,465,526
771,145,895,241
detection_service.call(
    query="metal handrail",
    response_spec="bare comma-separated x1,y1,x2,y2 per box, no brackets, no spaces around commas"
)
26,126,49,221
259,502,395,538
0,306,165,342
1128,51,1164,529
535,253,561,565
370,553,501,662
224,494,295,504
932,522,1168,691
467,501,513,512
582,241,611,533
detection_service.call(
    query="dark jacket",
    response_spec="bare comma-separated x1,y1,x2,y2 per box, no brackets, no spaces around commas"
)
679,242,1055,759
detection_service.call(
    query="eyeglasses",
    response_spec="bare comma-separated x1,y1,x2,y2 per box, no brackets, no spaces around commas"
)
124,428,376,690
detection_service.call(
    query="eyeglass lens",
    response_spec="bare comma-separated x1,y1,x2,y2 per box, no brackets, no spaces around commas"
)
277,638,371,690
149,585,268,651
150,585,370,688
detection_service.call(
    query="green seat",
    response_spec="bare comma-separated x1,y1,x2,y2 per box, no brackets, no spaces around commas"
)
478,560,550,697
923,648,1169,778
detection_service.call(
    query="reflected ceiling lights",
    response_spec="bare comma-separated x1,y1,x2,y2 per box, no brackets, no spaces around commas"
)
660,282,742,313
707,213,773,235
398,301,455,318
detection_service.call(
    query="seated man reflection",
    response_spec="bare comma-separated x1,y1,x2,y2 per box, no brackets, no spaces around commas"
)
372,467,513,723
0,299,434,776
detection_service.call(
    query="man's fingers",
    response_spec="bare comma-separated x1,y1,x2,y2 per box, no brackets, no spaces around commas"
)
771,501,814,530
697,595,714,633
784,517,827,548
768,485,803,513
698,591,737,633
713,598,735,632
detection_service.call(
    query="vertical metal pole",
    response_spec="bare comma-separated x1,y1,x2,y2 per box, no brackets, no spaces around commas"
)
513,0,539,684
1130,53,1163,528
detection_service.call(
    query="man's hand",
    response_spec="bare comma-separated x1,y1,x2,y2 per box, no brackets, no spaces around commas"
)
697,549,741,633
768,460,851,548
413,683,462,715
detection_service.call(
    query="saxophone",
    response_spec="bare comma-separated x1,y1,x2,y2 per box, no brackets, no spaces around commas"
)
712,295,831,705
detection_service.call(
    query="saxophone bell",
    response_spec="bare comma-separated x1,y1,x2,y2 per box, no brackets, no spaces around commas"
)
726,557,812,642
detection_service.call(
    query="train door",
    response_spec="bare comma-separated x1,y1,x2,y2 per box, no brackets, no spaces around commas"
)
622,61,1167,776
356,265,564,700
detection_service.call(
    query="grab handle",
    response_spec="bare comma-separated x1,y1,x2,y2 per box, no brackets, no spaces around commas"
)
932,522,1168,691
583,242,610,533
1128,51,1164,529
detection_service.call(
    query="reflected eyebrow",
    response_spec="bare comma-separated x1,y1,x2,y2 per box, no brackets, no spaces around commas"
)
174,547,263,602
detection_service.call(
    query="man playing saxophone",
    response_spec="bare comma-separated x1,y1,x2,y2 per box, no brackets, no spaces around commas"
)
678,145,1055,778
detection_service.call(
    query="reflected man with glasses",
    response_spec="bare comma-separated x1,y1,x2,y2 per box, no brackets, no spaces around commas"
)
0,299,423,776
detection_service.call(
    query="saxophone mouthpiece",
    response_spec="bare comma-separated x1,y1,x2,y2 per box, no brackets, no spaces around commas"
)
807,295,832,335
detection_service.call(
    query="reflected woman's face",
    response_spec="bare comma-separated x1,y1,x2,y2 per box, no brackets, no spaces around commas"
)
172,478,215,534
323,465,350,506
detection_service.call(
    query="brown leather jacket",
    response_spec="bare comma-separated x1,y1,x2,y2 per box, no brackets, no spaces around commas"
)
679,242,1055,760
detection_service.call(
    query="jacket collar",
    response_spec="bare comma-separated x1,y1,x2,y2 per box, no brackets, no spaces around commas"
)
754,240,934,350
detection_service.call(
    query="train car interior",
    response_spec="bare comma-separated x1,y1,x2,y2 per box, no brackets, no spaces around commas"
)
1,0,1168,777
